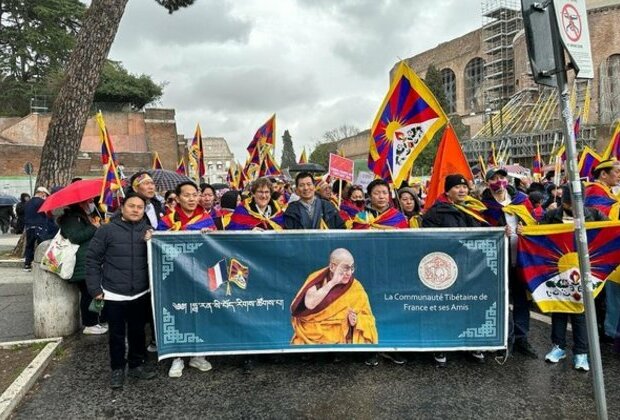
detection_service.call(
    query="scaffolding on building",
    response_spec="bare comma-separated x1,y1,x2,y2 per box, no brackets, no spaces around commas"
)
481,0,523,111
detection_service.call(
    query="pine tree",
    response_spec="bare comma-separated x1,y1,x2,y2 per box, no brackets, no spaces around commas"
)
280,129,297,169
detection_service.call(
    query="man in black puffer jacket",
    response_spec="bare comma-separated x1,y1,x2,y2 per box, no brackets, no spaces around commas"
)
85,192,156,389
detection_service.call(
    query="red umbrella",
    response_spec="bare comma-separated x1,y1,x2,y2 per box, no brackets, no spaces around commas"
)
39,179,104,213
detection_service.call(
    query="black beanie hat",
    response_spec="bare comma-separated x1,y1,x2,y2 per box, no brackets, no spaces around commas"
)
444,174,468,192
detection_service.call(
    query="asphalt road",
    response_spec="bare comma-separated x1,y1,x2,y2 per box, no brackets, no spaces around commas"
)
12,316,620,419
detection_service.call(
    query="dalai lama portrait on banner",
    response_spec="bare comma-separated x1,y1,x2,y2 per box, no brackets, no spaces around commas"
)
290,248,378,345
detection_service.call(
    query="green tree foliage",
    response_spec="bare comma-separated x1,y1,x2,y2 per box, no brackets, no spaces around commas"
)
0,0,85,81
280,129,297,169
0,0,86,115
309,140,337,169
412,65,470,176
94,61,163,109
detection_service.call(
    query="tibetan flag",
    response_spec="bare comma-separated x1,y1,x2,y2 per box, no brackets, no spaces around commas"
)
298,148,308,164
175,157,187,176
259,150,281,176
207,259,227,292
574,116,581,139
602,121,620,160
189,124,206,179
152,152,163,170
96,111,118,166
369,61,447,187
248,114,276,155
517,221,620,313
424,125,473,211
532,141,543,180
99,161,122,209
351,207,408,230
228,258,249,290
578,146,602,181
584,182,620,220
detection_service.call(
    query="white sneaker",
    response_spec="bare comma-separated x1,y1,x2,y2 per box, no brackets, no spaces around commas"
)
168,357,184,378
189,356,212,372
83,324,108,335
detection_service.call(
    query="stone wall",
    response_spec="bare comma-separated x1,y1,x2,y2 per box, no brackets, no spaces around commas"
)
0,108,181,177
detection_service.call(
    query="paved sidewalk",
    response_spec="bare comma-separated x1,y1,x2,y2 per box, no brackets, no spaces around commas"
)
0,267,34,342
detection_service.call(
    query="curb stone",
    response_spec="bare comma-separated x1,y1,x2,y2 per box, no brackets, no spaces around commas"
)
0,337,62,420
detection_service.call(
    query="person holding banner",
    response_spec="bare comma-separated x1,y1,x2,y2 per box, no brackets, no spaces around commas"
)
156,181,214,377
422,174,488,367
85,193,156,389
540,184,607,371
227,177,285,231
290,248,378,346
284,172,345,230
350,179,408,230
480,168,538,360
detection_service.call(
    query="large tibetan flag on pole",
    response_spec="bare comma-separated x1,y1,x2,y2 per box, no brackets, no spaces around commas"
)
517,221,620,313
368,61,447,187
188,124,206,181
602,121,620,160
152,152,163,170
487,143,498,167
248,114,276,156
99,161,123,210
95,111,118,166
423,125,473,211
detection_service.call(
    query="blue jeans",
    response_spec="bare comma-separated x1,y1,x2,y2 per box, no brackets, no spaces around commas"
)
551,313,588,354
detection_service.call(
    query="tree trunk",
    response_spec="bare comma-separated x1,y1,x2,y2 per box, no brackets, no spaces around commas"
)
36,0,128,189
10,233,25,258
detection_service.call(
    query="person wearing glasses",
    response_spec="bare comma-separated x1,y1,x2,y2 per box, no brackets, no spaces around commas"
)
227,177,285,231
163,190,177,215
290,248,377,345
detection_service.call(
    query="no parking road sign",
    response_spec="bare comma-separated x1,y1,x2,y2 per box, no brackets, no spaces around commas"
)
553,0,593,78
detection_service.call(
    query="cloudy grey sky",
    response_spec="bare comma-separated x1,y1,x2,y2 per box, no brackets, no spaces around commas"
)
108,0,482,162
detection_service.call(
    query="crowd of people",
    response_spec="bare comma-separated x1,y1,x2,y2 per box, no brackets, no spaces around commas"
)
20,158,620,388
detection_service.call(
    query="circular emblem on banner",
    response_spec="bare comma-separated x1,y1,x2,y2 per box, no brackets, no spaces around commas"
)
418,252,458,290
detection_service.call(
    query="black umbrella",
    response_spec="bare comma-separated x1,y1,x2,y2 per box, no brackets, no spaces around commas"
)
288,163,326,174
0,195,18,206
146,169,194,192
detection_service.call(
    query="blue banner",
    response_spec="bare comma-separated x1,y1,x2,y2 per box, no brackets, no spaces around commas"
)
149,229,507,359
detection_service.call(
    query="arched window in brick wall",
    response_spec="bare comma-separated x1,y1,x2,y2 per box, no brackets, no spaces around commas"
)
464,57,485,114
440,68,457,114
600,54,620,123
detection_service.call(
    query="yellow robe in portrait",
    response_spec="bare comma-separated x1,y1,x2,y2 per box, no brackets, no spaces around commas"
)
290,268,378,345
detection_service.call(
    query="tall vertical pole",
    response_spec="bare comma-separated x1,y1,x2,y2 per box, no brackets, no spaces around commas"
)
549,5,607,418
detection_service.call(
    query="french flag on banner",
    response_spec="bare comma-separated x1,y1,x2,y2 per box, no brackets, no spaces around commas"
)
207,259,227,291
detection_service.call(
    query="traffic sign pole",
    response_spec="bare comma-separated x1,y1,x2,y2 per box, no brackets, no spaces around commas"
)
547,2,607,419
